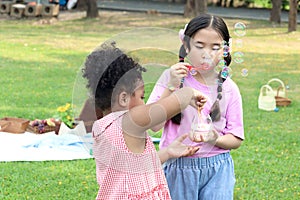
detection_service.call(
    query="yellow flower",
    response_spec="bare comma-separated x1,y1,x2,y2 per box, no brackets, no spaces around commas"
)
65,103,71,110
55,103,75,128
57,106,65,112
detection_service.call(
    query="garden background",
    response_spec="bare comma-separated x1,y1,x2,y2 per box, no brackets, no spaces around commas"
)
0,7,299,200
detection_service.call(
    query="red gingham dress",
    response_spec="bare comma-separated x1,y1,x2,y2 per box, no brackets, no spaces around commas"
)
92,111,171,200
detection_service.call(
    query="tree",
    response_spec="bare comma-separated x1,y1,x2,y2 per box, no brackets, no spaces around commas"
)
184,0,207,17
76,0,99,18
216,0,234,7
270,0,282,23
288,0,298,32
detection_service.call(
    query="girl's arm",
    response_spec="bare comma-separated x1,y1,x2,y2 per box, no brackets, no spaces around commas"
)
192,130,243,150
214,133,242,149
122,87,205,137
150,63,189,132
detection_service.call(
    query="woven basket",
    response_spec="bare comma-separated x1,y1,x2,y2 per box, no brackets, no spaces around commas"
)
275,87,291,106
27,120,61,134
27,124,56,134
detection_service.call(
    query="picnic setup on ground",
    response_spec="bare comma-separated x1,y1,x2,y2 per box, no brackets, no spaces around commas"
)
0,103,93,162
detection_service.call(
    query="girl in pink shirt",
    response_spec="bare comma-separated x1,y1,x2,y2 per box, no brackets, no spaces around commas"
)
147,14,244,199
82,42,206,199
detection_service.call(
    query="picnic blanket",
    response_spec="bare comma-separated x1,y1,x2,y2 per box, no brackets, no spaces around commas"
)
0,131,93,162
0,130,161,162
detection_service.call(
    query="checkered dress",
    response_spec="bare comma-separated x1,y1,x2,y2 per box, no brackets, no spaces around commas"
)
92,111,171,200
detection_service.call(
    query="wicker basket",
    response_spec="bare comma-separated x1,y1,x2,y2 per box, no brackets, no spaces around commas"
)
27,124,56,134
264,78,291,107
27,120,61,134
275,88,292,106
275,96,291,106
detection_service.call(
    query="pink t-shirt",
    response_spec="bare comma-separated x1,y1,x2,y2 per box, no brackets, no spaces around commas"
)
147,69,244,157
92,111,171,200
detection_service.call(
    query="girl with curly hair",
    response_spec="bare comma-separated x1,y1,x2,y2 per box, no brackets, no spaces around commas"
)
82,42,207,199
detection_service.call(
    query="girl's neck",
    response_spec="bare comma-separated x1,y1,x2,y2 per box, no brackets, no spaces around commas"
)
102,109,112,116
108,104,128,116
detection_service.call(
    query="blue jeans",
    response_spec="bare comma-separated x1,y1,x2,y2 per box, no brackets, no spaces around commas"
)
163,153,235,200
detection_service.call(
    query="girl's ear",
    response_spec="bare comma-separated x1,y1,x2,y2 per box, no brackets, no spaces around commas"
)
118,91,129,107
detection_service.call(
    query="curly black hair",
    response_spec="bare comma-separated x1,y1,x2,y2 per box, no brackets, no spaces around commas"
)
82,42,146,111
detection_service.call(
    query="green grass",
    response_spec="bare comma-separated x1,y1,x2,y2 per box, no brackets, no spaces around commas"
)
0,11,299,199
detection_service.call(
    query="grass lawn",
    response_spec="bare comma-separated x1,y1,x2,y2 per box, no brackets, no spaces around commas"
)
0,10,299,199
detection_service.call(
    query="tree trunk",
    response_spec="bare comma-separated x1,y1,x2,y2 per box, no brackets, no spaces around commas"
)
270,0,282,23
216,0,222,6
76,0,98,18
76,0,87,11
184,0,196,17
288,0,297,32
86,0,99,18
184,0,207,17
195,0,207,15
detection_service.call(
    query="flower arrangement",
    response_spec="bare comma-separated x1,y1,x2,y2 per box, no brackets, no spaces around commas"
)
55,103,75,128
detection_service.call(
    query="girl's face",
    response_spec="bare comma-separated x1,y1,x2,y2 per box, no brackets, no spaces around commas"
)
187,27,223,73
128,82,145,109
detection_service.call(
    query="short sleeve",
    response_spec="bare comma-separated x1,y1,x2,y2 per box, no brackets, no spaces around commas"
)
223,80,244,140
146,69,170,104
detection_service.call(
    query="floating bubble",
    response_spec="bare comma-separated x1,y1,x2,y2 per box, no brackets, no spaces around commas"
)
241,68,248,77
235,39,243,49
233,51,244,64
217,59,226,67
215,59,226,73
223,45,230,57
234,22,246,37
220,67,232,79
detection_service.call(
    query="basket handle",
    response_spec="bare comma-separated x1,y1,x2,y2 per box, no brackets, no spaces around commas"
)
260,85,274,97
267,78,285,88
277,86,285,96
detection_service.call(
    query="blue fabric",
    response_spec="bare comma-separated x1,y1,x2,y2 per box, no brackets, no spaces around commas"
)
59,0,67,6
163,152,235,200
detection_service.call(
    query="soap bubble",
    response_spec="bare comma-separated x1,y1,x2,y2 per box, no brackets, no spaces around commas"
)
233,51,244,64
215,59,226,73
234,22,246,37
241,68,248,77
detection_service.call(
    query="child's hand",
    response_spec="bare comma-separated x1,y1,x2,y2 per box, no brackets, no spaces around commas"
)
191,129,219,144
168,63,190,89
190,89,207,110
166,134,200,158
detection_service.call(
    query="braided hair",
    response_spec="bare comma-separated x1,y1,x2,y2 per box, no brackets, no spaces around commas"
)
171,14,231,124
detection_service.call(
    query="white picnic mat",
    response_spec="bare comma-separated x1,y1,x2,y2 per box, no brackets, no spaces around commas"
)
0,131,93,162
0,126,161,162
